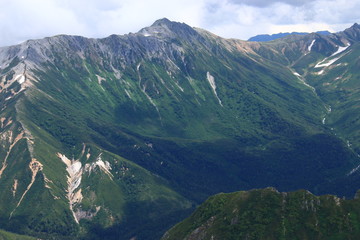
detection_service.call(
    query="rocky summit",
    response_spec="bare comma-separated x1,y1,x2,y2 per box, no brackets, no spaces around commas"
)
1,18,360,239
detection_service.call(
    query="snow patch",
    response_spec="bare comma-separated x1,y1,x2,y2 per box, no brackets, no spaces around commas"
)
124,89,132,99
331,43,351,57
292,71,315,92
308,40,316,52
314,43,350,69
315,57,341,68
317,69,325,75
321,106,331,125
293,72,301,77
84,153,113,179
206,72,223,106
96,158,113,178
15,74,25,84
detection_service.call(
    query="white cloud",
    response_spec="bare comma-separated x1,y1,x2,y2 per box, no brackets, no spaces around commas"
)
228,0,314,7
204,0,360,39
0,0,88,45
0,0,359,46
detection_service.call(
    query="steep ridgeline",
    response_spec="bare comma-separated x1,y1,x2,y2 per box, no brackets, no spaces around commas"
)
162,188,360,240
0,18,360,239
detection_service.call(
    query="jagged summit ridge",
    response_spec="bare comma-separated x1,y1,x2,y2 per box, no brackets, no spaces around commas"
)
137,18,202,44
0,19,358,69
340,22,360,42
151,17,173,26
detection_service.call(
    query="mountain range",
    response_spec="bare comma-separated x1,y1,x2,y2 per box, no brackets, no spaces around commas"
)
1,18,360,239
248,31,331,42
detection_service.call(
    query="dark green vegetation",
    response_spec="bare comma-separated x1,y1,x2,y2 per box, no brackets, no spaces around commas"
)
0,229,36,240
0,19,360,239
163,188,360,240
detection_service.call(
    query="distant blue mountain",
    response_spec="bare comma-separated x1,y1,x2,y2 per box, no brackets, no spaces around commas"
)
248,31,331,42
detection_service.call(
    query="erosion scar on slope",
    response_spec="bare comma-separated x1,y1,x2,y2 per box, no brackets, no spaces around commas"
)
0,131,25,179
9,158,43,218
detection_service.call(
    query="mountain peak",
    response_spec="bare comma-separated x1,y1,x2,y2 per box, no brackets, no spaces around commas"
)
341,22,360,41
151,18,172,27
138,18,199,40
148,18,193,32
351,22,360,29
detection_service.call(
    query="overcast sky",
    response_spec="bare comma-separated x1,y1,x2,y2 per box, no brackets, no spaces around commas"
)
0,0,359,47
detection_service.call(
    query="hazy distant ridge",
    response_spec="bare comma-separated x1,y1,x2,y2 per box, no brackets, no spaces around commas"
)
248,30,331,41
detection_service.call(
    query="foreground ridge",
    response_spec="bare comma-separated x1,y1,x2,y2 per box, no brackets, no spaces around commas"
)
163,188,360,240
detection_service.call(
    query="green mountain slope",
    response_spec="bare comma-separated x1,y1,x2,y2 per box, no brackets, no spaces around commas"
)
0,229,36,240
162,188,360,240
0,19,360,239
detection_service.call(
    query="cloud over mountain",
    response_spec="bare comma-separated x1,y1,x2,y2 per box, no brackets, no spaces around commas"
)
0,0,359,47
